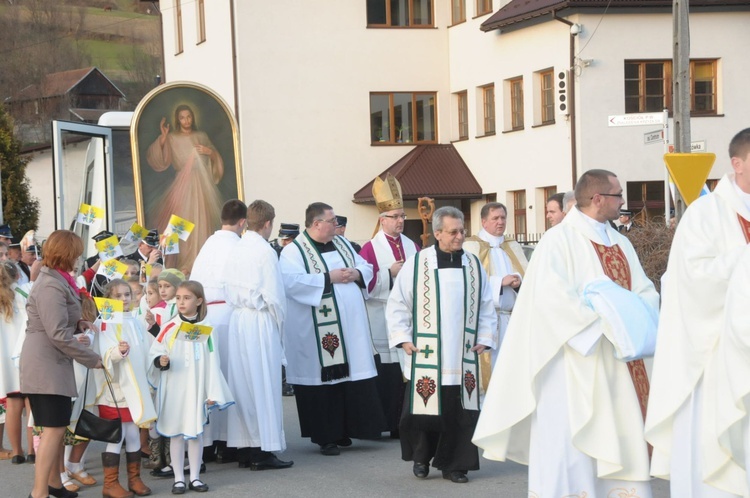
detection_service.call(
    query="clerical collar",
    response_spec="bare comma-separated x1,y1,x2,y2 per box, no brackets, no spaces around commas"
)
435,245,463,268
384,233,400,243
580,211,612,246
307,232,336,253
180,313,199,324
732,179,750,212
479,229,504,247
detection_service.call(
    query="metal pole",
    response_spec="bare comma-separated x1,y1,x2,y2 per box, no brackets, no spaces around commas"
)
672,0,691,221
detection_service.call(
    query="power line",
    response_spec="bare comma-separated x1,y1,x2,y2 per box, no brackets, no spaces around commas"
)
576,0,614,57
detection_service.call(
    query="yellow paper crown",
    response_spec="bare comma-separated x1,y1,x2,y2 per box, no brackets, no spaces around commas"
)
372,173,403,213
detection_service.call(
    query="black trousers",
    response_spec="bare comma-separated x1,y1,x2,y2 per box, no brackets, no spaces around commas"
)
399,384,480,472
374,360,406,433
293,377,386,445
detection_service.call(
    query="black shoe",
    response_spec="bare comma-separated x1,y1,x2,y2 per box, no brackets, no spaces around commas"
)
26,454,35,464
249,454,294,471
150,465,174,478
171,481,186,495
48,485,78,498
282,383,295,396
12,454,25,464
319,443,340,456
389,430,400,439
216,447,237,464
335,437,352,447
442,470,469,483
413,462,429,478
189,479,209,492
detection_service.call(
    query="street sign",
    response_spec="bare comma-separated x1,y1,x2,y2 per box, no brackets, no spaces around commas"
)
668,141,707,153
608,112,665,127
663,153,716,206
644,129,663,145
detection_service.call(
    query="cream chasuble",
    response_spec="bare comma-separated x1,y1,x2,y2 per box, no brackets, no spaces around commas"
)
646,173,750,496
473,207,658,496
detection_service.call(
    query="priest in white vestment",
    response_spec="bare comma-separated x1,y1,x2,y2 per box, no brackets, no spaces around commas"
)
463,202,526,380
388,206,497,484
222,200,293,470
279,202,385,456
646,129,750,497
473,169,658,497
190,199,246,462
359,173,419,436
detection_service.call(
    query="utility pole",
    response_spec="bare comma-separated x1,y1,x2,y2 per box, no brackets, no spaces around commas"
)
672,0,690,221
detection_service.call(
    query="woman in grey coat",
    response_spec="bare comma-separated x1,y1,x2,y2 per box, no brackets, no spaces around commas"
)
20,230,103,498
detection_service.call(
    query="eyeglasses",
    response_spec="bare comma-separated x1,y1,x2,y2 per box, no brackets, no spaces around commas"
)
381,214,407,220
590,193,624,200
316,217,338,225
440,229,467,237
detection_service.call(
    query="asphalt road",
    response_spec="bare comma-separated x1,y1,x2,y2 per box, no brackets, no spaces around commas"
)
2,396,670,497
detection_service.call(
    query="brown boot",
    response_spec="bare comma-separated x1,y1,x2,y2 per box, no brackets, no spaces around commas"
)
102,452,135,498
126,452,152,496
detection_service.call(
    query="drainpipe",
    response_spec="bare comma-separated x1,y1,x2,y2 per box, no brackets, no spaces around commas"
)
552,12,578,188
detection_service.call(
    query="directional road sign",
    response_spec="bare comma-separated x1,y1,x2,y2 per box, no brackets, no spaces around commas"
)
608,112,665,127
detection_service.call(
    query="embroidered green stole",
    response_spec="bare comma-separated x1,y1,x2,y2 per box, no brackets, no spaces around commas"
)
294,233,357,382
409,249,482,416
14,287,28,299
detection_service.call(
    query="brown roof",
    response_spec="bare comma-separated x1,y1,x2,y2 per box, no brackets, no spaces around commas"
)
10,67,125,102
481,0,750,31
353,144,483,203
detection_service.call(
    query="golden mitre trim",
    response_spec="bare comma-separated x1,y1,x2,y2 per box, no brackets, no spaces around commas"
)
372,173,403,213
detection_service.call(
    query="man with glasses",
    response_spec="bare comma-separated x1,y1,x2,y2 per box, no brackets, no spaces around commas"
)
474,169,658,496
387,206,497,484
464,202,527,374
359,174,420,439
279,202,385,456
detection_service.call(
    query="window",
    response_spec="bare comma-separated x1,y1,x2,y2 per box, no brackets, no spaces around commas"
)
540,70,555,124
174,0,183,54
196,0,206,44
512,190,527,239
457,91,468,140
624,59,718,115
482,85,495,135
367,0,433,27
626,181,666,219
370,92,437,144
509,77,524,130
476,0,492,16
451,0,465,25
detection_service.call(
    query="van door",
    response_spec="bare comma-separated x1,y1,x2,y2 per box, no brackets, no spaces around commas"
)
51,120,114,259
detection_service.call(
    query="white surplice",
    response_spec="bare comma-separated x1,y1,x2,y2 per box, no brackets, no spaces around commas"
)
473,207,657,497
93,316,156,427
386,246,498,385
223,231,288,452
279,234,375,386
148,315,234,439
646,174,750,496
190,229,240,444
362,231,418,364
0,290,27,396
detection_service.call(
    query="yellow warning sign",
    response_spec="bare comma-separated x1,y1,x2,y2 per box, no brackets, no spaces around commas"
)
663,153,716,206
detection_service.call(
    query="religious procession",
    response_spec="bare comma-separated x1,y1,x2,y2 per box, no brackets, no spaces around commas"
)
0,125,748,498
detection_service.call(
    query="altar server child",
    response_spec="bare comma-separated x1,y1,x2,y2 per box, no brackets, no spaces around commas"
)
94,278,157,497
149,281,234,494
149,269,184,331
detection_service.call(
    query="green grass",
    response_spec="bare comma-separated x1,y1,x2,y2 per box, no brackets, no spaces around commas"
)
82,6,152,19
78,39,136,70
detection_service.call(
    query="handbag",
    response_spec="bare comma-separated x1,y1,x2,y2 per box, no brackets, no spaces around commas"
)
74,367,123,444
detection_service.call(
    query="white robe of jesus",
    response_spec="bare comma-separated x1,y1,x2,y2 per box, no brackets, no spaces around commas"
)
190,229,240,444
279,234,375,386
646,173,750,496
224,230,288,452
473,207,657,497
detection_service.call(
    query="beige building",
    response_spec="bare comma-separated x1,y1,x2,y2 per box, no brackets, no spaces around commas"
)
154,0,748,244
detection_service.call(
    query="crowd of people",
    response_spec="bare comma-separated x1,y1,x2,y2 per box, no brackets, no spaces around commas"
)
1,127,750,497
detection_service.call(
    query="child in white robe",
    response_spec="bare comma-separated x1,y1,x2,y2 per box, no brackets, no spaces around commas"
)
148,281,234,494
92,279,156,497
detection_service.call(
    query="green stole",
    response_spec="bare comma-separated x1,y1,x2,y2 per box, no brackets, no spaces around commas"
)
294,233,357,382
409,249,482,416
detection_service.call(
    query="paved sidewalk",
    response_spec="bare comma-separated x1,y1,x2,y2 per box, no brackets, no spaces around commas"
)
2,397,670,497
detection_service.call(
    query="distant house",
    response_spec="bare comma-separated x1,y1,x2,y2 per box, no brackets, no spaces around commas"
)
6,67,125,143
